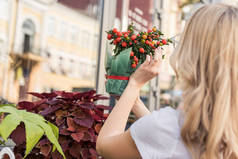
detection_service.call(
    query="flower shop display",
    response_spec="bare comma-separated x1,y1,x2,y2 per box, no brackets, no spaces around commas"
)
105,24,172,96
15,90,110,159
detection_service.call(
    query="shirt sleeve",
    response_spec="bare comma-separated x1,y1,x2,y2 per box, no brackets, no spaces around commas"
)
130,107,181,159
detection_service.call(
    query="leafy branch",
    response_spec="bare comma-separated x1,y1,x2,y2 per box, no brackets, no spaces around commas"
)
180,0,201,8
0,105,65,159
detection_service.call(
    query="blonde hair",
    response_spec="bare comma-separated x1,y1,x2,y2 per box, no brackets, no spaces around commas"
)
170,3,238,159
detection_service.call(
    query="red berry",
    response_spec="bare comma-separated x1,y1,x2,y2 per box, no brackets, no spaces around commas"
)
116,37,121,42
148,29,152,33
142,35,147,39
121,41,127,47
139,48,145,53
162,39,167,45
145,40,150,45
113,40,117,45
131,63,137,68
130,51,134,56
131,34,137,40
157,41,160,45
152,27,157,32
134,40,137,43
113,28,118,33
107,34,112,40
124,33,128,38
137,34,140,36
129,42,132,45
152,46,156,49
134,56,138,62
117,31,122,37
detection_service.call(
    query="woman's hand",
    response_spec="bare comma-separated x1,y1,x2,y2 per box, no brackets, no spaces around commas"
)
129,49,162,88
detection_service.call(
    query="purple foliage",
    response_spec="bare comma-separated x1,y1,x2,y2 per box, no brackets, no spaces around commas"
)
13,90,109,159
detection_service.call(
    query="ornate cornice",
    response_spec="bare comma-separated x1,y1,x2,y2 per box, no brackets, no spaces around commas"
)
34,0,57,5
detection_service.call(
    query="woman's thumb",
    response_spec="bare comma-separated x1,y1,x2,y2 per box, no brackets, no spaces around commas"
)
144,55,150,65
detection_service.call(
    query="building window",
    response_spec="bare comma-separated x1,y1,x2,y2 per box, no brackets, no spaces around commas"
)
70,59,74,76
47,17,56,36
46,52,51,58
78,30,83,47
70,26,78,43
0,40,3,58
0,0,8,20
59,56,66,75
93,34,98,51
22,19,35,53
59,22,68,39
43,51,51,72
82,31,90,48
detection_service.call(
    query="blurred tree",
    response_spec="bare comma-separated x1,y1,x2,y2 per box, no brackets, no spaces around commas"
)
180,0,201,8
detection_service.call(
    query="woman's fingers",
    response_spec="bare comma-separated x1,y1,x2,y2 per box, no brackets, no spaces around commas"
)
154,49,160,61
138,50,162,76
154,48,162,62
142,55,151,66
148,49,162,75
142,49,162,66
129,49,163,87
149,49,161,67
158,48,162,61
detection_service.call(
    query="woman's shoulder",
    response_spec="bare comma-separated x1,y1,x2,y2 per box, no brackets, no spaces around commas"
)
131,106,182,143
152,106,182,122
130,107,191,159
152,106,183,130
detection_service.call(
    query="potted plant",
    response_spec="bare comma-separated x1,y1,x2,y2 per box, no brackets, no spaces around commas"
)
16,90,110,159
105,24,172,97
0,105,65,159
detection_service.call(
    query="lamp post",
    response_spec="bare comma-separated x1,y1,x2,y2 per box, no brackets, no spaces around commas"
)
148,0,163,111
96,0,116,105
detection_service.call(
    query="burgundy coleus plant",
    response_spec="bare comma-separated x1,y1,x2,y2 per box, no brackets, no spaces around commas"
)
12,90,110,159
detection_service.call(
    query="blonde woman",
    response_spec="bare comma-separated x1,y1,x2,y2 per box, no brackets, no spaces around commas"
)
96,3,238,159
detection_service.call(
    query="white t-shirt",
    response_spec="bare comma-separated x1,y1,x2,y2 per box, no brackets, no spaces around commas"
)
130,107,192,159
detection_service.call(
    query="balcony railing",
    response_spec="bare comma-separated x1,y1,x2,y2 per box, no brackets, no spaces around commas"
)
22,46,41,56
10,44,44,63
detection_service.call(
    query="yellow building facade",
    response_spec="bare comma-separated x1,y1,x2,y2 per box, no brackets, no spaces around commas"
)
0,0,100,103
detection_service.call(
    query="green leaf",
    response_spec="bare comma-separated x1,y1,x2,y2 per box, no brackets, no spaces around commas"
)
0,114,21,141
22,111,45,124
0,106,19,116
0,104,15,108
167,39,173,43
24,121,44,158
0,105,65,159
41,123,66,159
48,121,59,152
